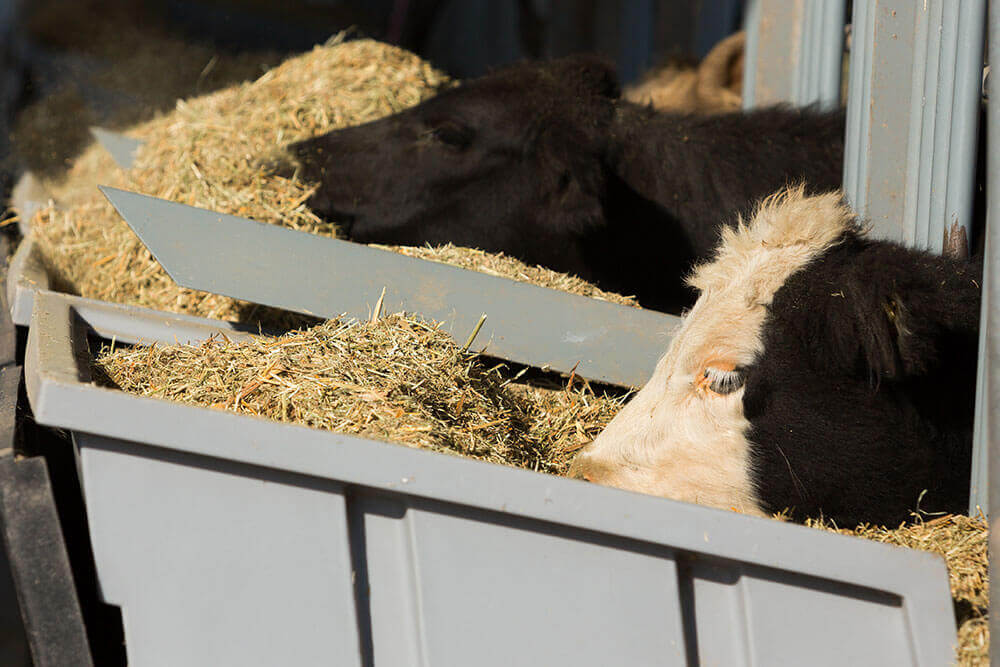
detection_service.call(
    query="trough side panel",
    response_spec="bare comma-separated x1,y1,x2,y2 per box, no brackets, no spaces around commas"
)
384,496,688,666
75,435,362,667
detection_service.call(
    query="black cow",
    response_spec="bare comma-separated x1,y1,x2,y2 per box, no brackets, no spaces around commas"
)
289,56,845,312
568,188,980,527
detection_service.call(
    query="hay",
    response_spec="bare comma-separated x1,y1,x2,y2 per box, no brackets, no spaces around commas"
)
380,244,638,306
28,38,634,325
808,514,989,666
94,312,628,473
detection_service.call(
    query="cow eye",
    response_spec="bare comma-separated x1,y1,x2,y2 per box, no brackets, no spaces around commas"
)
429,122,473,149
699,366,745,396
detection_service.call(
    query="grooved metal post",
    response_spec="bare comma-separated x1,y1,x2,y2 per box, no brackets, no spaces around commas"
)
742,0,846,109
981,0,1000,644
842,0,986,257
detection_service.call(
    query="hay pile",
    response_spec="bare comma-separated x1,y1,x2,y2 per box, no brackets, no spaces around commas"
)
28,38,635,324
810,514,989,666
382,244,637,306
94,312,627,473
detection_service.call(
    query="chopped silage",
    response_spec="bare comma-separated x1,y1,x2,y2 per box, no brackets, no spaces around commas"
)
380,244,638,306
94,312,628,473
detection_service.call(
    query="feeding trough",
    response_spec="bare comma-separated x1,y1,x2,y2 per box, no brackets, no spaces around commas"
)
23,289,958,667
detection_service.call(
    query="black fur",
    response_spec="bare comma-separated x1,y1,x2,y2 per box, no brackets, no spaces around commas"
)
289,55,845,312
744,234,981,526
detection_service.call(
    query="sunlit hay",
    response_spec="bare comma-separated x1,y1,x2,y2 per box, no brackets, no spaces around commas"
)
29,38,445,326
806,514,988,666
94,313,629,472
381,244,638,307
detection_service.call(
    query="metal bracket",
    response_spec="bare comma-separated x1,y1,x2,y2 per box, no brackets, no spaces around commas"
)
88,128,143,170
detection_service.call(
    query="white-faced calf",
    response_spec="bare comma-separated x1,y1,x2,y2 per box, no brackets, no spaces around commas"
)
569,187,980,526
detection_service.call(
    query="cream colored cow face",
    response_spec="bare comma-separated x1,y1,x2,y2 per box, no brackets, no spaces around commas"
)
568,187,856,515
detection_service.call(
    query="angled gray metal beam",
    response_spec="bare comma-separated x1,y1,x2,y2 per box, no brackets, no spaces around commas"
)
98,187,681,388
88,128,143,170
742,0,846,109
843,0,986,257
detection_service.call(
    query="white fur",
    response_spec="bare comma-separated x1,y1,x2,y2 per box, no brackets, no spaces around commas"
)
569,187,858,514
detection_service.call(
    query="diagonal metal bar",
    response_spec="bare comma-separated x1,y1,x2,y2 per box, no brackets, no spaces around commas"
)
98,187,680,387
88,128,143,170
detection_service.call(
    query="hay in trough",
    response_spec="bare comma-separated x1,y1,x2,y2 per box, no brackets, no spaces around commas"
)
94,312,628,473
808,514,989,666
28,38,635,325
380,244,638,306
96,310,986,663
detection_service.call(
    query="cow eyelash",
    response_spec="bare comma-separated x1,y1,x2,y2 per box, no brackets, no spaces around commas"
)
427,122,472,149
700,366,745,396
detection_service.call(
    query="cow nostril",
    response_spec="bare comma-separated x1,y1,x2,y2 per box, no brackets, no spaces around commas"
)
581,473,594,482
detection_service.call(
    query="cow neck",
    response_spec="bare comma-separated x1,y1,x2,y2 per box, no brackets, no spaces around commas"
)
606,104,731,256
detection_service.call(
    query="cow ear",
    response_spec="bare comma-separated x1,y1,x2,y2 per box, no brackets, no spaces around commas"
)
696,31,744,107
814,244,982,382
546,55,621,99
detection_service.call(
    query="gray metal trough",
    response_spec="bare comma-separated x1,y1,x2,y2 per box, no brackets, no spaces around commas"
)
24,289,958,667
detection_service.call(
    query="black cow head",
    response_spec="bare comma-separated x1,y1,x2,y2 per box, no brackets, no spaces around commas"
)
288,55,621,280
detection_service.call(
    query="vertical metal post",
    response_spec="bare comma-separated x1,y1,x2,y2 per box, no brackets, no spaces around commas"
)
741,0,846,109
842,0,986,257
981,1,1000,648
969,220,1000,516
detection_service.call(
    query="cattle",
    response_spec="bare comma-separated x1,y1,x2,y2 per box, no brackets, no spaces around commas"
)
568,187,981,527
288,55,845,313
623,31,744,114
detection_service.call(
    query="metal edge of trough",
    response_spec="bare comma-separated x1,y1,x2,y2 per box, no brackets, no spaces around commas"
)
985,0,1000,648
5,236,49,328
21,289,958,665
88,128,143,170
99,186,682,388
6,126,141,314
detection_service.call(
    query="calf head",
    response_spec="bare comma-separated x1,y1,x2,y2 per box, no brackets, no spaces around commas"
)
289,56,621,279
569,187,980,526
